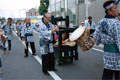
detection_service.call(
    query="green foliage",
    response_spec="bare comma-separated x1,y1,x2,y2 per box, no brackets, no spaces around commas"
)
0,17,6,23
39,0,49,14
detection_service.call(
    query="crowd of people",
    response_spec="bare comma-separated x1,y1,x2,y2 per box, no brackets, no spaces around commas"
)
0,13,59,75
0,0,120,80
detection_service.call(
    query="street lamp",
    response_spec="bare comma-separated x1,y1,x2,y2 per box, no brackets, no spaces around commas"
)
76,0,80,27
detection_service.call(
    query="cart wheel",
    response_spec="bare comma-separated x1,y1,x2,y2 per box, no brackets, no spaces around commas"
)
57,60,63,65
75,53,78,60
69,58,73,63
58,62,63,65
75,57,78,60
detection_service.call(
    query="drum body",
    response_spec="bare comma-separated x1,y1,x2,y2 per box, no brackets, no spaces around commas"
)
0,30,7,44
70,27,95,52
1,35,6,44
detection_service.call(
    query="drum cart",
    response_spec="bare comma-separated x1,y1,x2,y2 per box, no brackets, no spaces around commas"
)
51,16,79,65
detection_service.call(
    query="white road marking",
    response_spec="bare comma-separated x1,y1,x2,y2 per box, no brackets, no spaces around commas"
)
13,32,62,80
92,48,104,53
33,30,104,53
13,31,104,80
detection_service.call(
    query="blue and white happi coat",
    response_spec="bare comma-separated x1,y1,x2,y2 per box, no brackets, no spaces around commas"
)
94,15,120,71
1,23,15,40
16,24,23,35
21,23,39,42
38,21,55,55
85,21,96,29
0,37,3,50
0,37,3,68
0,24,1,29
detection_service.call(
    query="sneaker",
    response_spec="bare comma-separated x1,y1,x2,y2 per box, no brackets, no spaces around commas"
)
49,69,58,72
43,72,49,76
32,53,37,56
8,51,12,53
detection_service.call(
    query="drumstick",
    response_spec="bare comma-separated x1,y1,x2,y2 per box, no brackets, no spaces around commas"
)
22,41,27,49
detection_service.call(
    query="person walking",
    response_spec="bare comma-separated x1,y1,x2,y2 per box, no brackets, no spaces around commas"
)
1,18,15,54
21,17,37,57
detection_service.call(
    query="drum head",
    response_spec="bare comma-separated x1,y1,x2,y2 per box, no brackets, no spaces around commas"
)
70,27,85,41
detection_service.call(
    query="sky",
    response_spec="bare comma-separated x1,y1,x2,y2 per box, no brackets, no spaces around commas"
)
0,0,40,18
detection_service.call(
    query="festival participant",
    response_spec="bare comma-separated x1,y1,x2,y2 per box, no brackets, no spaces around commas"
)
94,0,120,80
21,17,37,57
2,18,15,54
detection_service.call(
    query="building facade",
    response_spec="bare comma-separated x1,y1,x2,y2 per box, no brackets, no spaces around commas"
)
26,8,40,17
48,0,120,26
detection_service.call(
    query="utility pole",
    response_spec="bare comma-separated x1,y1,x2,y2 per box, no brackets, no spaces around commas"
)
85,0,91,19
76,0,80,27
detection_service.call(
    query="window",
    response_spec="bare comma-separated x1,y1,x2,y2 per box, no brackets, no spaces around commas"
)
56,2,60,11
61,0,65,12
90,0,96,2
79,0,84,3
50,0,55,5
65,0,67,12
34,12,36,16
68,0,75,8
51,5,56,12
67,7,76,25
56,0,61,3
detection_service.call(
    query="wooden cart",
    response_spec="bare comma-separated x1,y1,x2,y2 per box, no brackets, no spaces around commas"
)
54,27,78,65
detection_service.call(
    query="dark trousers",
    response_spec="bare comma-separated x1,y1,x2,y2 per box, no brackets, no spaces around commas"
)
4,40,11,51
20,33,22,40
25,42,36,55
102,68,120,80
0,58,2,68
41,53,55,73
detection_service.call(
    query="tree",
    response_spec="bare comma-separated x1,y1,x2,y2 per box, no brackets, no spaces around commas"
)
39,0,49,15
0,17,6,24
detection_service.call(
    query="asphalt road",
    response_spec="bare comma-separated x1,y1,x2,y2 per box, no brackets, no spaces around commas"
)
0,31,104,80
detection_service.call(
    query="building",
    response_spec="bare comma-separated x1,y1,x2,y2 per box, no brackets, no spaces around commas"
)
26,8,40,17
48,0,120,26
25,8,42,24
